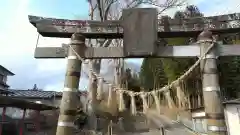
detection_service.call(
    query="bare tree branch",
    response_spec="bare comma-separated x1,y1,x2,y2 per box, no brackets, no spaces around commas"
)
85,0,185,87
86,0,186,71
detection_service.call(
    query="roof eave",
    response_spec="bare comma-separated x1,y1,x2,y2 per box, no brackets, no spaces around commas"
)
0,65,15,76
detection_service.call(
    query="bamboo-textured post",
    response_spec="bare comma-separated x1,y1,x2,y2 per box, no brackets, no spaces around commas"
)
199,30,227,135
56,33,85,135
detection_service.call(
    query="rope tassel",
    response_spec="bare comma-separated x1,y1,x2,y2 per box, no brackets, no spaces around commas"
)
107,85,118,116
88,72,97,104
140,93,149,113
152,91,161,114
164,91,175,109
87,73,93,99
107,84,113,108
176,85,182,108
118,91,126,111
97,77,103,100
176,83,187,108
130,92,137,115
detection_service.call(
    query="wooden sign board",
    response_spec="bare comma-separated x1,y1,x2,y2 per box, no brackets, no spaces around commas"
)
122,8,158,57
34,47,67,58
29,11,240,38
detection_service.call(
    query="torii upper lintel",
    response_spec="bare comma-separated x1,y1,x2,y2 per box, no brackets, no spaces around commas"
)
28,10,240,39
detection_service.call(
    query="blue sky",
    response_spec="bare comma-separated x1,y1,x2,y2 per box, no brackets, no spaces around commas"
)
0,0,239,91
28,0,89,19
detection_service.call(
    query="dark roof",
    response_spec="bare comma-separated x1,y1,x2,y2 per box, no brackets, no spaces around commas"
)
0,89,14,94
8,89,88,99
8,89,62,99
0,65,14,76
0,96,57,110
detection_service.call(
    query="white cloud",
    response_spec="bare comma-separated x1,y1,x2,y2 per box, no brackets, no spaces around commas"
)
140,0,240,17
0,0,76,91
199,0,240,16
0,0,120,91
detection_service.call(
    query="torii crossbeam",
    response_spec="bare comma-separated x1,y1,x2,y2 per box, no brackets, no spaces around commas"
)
29,8,240,135
29,8,240,59
29,11,240,38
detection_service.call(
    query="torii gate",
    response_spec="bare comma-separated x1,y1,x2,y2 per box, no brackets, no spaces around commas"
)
29,8,240,135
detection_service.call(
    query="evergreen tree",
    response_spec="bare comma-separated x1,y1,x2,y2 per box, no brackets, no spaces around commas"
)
140,58,168,91
139,5,203,107
219,35,240,100
139,5,240,106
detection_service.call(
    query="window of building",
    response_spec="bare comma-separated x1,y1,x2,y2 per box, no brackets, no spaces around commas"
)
0,74,7,83
3,76,6,83
0,74,4,82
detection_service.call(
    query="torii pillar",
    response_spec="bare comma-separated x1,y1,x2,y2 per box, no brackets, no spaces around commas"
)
199,30,227,135
56,33,85,135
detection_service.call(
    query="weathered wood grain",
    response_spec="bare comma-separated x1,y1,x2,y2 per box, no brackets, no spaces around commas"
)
122,8,158,57
29,13,240,38
34,25,240,39
29,12,240,30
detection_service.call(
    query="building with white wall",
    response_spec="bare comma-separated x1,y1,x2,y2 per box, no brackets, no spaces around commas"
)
181,99,240,135
223,100,240,135
0,65,14,95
